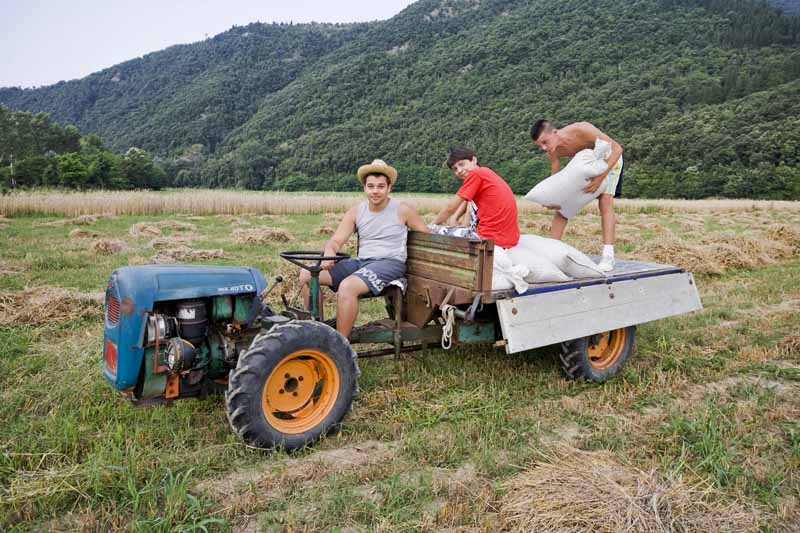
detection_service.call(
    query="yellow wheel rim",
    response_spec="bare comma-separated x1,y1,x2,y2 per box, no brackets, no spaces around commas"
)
262,349,340,434
587,328,627,371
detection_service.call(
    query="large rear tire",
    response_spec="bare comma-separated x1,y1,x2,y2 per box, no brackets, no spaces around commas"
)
559,326,636,382
226,321,358,450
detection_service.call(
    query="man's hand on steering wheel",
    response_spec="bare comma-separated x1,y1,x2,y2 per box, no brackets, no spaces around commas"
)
279,250,350,273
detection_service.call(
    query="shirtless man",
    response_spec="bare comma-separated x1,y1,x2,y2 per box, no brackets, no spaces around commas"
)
530,120,624,271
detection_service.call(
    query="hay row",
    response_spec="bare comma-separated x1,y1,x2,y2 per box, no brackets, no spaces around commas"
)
0,287,103,327
152,247,224,262
3,190,799,217
35,214,100,227
634,232,793,275
232,227,293,244
501,447,760,532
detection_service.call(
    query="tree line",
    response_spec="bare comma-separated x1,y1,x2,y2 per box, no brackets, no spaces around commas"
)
0,107,165,191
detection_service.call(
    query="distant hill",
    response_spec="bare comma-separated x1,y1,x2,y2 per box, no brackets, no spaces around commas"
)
2,0,799,199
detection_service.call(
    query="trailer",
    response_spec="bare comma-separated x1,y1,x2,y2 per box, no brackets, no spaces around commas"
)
341,232,702,381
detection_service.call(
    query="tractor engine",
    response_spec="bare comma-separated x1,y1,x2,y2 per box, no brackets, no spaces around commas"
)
102,265,269,402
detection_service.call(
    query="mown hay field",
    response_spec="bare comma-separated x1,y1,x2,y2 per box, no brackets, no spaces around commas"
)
1,191,799,532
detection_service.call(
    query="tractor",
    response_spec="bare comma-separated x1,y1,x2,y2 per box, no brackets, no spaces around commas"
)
102,232,702,450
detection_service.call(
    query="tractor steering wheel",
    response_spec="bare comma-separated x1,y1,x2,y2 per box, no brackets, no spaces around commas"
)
279,251,350,273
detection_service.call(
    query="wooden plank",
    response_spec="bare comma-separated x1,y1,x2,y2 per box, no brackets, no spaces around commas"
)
477,241,494,292
406,245,479,271
407,275,476,306
407,258,477,289
408,231,482,252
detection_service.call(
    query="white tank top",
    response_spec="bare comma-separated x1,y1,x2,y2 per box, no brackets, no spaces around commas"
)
356,198,407,262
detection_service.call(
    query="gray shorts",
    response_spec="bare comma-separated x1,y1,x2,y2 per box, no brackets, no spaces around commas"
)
329,258,406,296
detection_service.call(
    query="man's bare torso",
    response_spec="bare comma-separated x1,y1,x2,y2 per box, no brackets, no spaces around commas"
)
551,122,600,158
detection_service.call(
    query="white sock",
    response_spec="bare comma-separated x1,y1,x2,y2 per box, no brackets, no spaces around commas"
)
603,245,614,259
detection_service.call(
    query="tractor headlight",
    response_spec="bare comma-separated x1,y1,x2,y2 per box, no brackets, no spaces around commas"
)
165,337,197,374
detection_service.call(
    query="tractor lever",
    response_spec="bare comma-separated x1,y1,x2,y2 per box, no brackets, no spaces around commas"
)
260,275,284,301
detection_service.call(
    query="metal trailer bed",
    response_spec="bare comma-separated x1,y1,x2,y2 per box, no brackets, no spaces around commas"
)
492,258,702,354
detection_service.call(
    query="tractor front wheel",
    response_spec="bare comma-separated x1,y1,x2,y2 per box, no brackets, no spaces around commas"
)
226,321,358,450
559,326,636,382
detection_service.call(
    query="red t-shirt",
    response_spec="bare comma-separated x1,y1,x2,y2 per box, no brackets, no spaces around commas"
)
456,166,520,248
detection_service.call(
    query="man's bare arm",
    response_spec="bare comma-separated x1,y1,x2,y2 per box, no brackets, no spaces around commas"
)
452,200,469,225
399,203,431,233
547,150,561,175
321,207,356,268
432,195,467,226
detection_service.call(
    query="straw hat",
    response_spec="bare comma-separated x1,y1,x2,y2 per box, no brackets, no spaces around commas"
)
356,159,398,186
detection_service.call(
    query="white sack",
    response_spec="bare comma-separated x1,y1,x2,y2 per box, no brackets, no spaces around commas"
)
492,246,529,293
517,234,606,279
525,138,612,219
506,245,570,283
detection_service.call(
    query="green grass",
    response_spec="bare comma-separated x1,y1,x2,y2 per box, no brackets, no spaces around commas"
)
1,210,799,530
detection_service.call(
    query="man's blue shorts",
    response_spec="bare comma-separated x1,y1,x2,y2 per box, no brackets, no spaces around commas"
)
329,257,406,296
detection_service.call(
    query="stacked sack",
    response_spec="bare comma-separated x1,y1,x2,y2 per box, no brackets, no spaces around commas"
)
491,235,606,291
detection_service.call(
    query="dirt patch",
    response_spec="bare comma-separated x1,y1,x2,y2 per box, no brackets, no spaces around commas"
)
152,247,224,262
232,227,293,244
129,222,162,238
431,462,489,498
0,287,103,327
540,421,583,446
197,440,398,512
68,228,101,239
501,446,761,532
684,373,798,403
90,239,126,255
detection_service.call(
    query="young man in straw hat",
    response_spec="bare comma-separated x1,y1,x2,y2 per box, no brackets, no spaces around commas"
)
299,159,430,339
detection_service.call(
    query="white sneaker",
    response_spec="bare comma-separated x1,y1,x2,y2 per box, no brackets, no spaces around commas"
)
597,256,615,272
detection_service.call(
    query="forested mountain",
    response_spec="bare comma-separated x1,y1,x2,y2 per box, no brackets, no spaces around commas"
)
769,0,800,15
2,0,799,198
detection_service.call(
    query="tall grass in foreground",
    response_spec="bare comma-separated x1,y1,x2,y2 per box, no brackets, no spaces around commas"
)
1,189,798,217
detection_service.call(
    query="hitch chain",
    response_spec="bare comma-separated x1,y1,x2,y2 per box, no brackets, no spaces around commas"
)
440,304,456,350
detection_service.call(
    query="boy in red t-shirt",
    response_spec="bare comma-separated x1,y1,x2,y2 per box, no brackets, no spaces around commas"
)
431,146,520,249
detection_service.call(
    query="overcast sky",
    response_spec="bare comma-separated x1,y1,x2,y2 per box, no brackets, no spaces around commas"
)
0,0,417,88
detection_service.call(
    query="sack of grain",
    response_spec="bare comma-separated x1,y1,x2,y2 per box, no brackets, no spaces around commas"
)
516,234,605,279
525,138,611,219
506,245,571,283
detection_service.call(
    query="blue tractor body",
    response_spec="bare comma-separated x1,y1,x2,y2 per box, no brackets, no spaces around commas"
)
103,265,268,399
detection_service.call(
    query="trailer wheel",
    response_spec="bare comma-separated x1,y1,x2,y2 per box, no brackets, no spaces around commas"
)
226,321,358,450
559,326,636,382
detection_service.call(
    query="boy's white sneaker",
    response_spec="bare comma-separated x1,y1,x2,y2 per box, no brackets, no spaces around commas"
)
597,256,615,272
